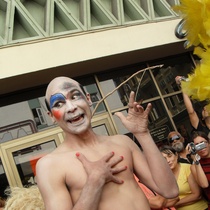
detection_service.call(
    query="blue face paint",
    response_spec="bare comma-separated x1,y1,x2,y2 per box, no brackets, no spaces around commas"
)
50,93,66,109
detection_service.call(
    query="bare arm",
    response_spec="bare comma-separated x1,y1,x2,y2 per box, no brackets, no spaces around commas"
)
147,194,166,208
36,152,126,210
191,161,209,188
114,91,179,199
175,173,202,208
148,194,179,209
164,196,180,208
175,76,199,129
138,181,178,208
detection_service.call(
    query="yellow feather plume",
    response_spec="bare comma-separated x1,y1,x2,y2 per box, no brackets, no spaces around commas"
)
175,0,210,48
175,0,210,110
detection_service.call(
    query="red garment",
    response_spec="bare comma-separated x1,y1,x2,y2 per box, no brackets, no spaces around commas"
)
134,175,176,210
138,183,176,210
200,158,210,209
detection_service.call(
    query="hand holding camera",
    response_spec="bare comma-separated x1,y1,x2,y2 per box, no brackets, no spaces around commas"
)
175,76,189,86
189,142,206,155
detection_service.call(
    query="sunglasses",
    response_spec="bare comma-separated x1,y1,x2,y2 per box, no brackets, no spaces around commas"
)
169,135,181,143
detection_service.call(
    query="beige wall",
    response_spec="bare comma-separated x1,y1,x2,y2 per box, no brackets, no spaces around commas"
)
0,19,182,80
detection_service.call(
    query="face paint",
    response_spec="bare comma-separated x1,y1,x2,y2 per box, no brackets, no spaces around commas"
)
50,93,66,109
52,110,62,120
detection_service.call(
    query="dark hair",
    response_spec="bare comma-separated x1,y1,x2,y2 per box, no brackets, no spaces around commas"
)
45,98,51,112
193,100,209,122
159,145,177,155
191,131,209,143
45,83,87,112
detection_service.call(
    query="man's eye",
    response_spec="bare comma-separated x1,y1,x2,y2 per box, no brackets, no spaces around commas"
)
72,92,82,100
53,102,64,108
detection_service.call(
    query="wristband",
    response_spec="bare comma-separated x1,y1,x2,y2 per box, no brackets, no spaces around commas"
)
195,160,200,165
194,154,200,165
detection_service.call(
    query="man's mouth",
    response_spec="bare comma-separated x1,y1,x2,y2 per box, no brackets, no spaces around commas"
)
67,114,84,124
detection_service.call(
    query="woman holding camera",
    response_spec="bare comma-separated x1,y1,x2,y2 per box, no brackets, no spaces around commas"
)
191,131,210,209
160,145,208,210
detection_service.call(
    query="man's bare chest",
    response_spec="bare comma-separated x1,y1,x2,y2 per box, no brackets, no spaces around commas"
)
59,143,132,189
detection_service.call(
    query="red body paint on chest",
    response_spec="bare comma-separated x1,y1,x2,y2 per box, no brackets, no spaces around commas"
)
52,110,62,120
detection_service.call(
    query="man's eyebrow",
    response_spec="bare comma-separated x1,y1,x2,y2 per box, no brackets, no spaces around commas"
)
50,93,66,109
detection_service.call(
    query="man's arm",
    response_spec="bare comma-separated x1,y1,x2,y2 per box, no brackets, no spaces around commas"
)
115,91,179,198
138,181,178,209
133,131,178,198
36,152,126,210
148,194,179,209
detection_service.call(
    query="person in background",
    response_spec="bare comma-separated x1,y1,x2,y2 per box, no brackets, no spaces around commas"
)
175,76,210,138
160,145,208,210
190,131,210,209
134,175,179,210
168,131,192,164
0,197,5,210
178,125,191,146
36,76,178,210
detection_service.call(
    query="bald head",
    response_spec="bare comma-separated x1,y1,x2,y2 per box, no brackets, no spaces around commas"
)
45,77,86,111
168,131,181,140
46,77,79,100
168,131,184,145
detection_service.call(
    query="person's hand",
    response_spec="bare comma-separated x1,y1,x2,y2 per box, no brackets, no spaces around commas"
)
185,143,191,154
114,91,152,134
76,151,127,185
175,76,182,85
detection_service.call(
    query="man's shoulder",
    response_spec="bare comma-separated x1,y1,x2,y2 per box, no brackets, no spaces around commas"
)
36,149,77,176
36,147,69,167
107,134,132,143
36,153,55,169
105,134,138,151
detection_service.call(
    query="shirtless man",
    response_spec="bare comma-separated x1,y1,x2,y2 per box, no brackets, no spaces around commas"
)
36,76,178,210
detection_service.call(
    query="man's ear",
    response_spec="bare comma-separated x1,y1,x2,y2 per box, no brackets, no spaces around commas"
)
86,93,93,106
47,111,56,124
47,111,52,117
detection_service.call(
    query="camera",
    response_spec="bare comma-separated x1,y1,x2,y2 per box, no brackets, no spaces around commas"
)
189,142,206,155
179,76,189,82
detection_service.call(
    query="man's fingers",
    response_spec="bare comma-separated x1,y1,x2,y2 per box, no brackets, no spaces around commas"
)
109,155,124,168
110,176,124,184
114,111,124,120
128,91,135,105
145,103,152,114
103,151,115,162
76,152,123,166
110,166,127,184
103,152,124,168
112,165,127,175
76,151,126,185
75,152,88,165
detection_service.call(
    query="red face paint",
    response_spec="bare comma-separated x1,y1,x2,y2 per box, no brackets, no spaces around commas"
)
52,110,62,120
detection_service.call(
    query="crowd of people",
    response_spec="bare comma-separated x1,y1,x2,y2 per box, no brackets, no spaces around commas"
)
126,75,210,210
2,75,210,210
138,75,210,210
